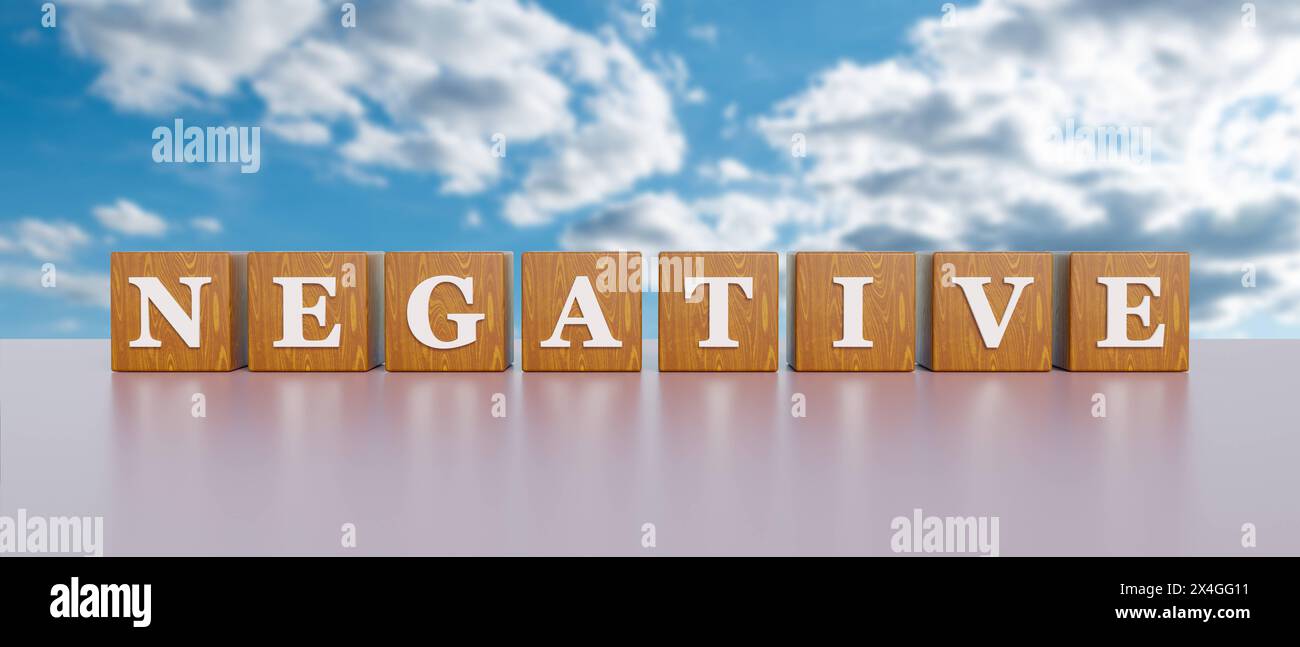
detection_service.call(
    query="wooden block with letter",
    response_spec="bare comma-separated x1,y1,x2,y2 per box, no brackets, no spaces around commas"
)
1053,251,1189,371
659,251,779,372
110,251,248,371
521,251,641,371
918,252,1052,371
788,251,915,371
247,252,383,371
384,252,512,371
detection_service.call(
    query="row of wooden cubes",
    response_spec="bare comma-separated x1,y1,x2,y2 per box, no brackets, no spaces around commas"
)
109,251,1188,372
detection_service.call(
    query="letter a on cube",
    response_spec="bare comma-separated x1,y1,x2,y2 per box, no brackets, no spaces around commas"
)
521,252,641,371
111,252,247,371
659,252,779,371
918,252,1052,371
384,252,512,371
788,252,915,371
1053,252,1189,371
247,252,384,371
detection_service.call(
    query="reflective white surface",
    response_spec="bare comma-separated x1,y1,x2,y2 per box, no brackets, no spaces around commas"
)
0,340,1291,555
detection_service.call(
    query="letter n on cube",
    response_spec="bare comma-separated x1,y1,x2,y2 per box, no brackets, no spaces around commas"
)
1053,252,1189,371
384,252,512,371
247,252,383,371
111,252,247,371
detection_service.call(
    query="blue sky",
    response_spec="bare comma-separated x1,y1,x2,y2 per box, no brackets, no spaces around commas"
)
1,0,1298,339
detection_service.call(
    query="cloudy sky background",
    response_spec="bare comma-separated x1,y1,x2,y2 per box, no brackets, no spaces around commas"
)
1,0,1298,338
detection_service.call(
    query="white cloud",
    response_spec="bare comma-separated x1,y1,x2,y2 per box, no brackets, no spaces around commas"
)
612,3,656,44
63,0,684,223
503,36,685,225
555,0,1300,334
0,263,110,309
63,0,325,112
562,190,812,258
654,52,708,104
93,198,168,236
191,217,222,234
738,0,1300,333
587,0,1300,335
4,219,92,260
463,209,483,229
52,317,82,333
688,24,719,45
699,158,756,184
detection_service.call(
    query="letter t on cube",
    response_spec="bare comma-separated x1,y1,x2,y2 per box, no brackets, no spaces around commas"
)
658,252,779,371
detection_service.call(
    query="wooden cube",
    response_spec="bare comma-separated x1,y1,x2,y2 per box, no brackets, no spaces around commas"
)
384,252,512,371
110,252,247,371
1053,252,1189,371
521,252,641,371
247,252,383,371
788,252,915,371
918,252,1052,371
659,251,779,372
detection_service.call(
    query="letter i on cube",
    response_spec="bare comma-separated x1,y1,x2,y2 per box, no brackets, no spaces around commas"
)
787,252,916,371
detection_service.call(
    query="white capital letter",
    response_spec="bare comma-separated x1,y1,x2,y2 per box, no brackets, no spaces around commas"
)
273,277,341,347
951,276,1035,348
406,275,484,349
1097,277,1165,348
685,276,753,348
541,276,621,348
128,276,211,348
832,276,874,348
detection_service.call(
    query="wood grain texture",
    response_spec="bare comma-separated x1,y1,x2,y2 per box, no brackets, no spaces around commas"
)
929,252,1052,371
1064,252,1189,371
789,252,915,371
247,252,381,371
521,252,641,371
384,252,512,371
659,252,779,372
111,252,246,371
